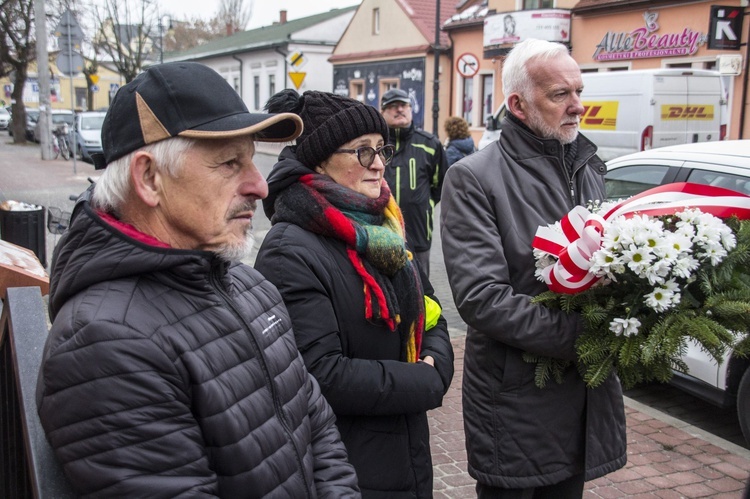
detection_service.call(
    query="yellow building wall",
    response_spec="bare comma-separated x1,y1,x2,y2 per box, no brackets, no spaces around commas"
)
0,60,124,112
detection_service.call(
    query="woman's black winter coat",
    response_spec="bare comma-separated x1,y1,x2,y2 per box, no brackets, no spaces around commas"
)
255,148,455,499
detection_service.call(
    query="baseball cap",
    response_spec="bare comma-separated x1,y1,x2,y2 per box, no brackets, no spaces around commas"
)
381,88,411,109
94,62,303,169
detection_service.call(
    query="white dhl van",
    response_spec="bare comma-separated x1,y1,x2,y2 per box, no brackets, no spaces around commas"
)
478,69,728,161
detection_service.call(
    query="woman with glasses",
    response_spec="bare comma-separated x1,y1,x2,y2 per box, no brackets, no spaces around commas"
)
257,89,454,498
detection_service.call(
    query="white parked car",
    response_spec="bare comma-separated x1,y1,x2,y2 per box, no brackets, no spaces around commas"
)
73,111,106,162
605,140,750,444
0,107,10,130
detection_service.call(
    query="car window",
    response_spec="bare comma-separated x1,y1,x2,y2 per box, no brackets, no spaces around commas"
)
687,169,750,196
80,116,105,130
51,114,75,125
605,164,671,200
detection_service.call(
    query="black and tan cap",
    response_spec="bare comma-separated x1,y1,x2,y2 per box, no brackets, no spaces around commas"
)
94,62,303,169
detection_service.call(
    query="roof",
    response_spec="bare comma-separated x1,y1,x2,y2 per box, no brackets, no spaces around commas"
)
572,0,683,14
166,6,358,61
443,2,488,31
396,0,457,47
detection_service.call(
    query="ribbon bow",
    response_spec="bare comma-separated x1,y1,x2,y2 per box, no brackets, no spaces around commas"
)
532,182,750,294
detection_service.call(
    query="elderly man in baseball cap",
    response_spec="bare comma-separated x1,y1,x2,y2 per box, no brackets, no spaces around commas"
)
37,62,360,498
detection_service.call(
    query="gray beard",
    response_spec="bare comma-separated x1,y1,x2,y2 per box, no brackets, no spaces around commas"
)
526,107,579,145
215,232,256,262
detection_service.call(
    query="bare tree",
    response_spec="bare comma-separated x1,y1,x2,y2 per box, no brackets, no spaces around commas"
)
91,0,157,83
216,0,253,34
0,0,35,143
165,17,226,53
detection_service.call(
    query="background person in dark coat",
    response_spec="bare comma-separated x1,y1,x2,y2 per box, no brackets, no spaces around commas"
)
444,116,476,166
380,88,448,277
36,62,360,498
441,39,627,498
258,89,454,499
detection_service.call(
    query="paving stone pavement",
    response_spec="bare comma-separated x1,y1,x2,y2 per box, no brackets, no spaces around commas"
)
428,336,750,498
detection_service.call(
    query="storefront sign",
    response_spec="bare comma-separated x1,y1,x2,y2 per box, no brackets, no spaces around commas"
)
592,11,707,62
484,9,570,47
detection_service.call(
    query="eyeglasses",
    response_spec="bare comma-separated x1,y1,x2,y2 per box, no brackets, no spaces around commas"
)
333,144,395,169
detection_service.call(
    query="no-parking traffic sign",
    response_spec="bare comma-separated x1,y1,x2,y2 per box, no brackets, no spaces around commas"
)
456,53,479,78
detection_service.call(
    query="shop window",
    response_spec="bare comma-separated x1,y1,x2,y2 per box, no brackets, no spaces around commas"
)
462,77,473,123
350,80,365,102
380,78,400,106
481,74,493,126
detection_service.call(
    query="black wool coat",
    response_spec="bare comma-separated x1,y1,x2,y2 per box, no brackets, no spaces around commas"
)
256,150,454,498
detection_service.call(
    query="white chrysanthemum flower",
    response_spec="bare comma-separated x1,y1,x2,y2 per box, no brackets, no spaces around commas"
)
609,317,641,337
668,232,693,256
622,244,656,275
589,248,619,277
644,285,676,312
642,258,671,286
704,246,729,266
672,254,700,279
721,229,737,251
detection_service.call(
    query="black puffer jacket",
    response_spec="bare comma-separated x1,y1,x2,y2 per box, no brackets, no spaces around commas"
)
440,117,627,489
385,123,448,253
36,201,360,498
256,149,454,498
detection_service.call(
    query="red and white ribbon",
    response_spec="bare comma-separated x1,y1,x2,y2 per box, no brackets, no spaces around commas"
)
532,182,750,294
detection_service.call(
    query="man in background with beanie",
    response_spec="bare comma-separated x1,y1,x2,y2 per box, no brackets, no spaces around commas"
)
380,88,448,277
36,62,360,498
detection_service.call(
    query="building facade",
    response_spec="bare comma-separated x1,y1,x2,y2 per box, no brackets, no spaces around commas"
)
166,8,356,112
330,0,457,137
444,0,748,144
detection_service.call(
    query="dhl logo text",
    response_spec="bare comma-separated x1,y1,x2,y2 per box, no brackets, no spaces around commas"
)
660,105,715,120
581,101,618,130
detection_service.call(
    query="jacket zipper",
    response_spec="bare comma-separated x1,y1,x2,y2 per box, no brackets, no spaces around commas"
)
208,263,313,498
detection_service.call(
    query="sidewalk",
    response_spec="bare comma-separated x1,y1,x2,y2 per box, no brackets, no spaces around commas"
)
428,336,750,498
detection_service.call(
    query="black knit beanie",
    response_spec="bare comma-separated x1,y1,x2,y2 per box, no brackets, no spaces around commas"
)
265,89,389,169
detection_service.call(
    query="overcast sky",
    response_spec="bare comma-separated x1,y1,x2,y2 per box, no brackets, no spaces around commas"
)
157,0,360,30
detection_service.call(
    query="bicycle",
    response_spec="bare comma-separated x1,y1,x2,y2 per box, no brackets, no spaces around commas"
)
51,123,71,160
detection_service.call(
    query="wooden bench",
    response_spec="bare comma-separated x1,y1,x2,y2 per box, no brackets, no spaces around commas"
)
0,286,75,498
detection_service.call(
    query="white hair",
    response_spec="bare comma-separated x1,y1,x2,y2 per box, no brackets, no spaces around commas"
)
502,39,571,103
91,137,197,213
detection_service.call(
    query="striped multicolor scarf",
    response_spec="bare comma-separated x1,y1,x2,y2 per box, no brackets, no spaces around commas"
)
271,173,424,362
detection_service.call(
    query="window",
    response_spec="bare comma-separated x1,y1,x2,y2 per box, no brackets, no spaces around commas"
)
523,0,553,8
253,75,260,110
269,74,276,97
462,78,473,123
481,75,493,126
233,77,240,93
373,8,380,35
605,164,670,200
75,87,87,110
379,78,400,106
350,80,364,102
687,169,750,195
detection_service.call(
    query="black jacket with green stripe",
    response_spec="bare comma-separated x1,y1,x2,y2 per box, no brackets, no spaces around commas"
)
385,123,448,253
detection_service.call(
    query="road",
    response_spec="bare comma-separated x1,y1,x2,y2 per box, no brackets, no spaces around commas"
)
1,137,746,452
